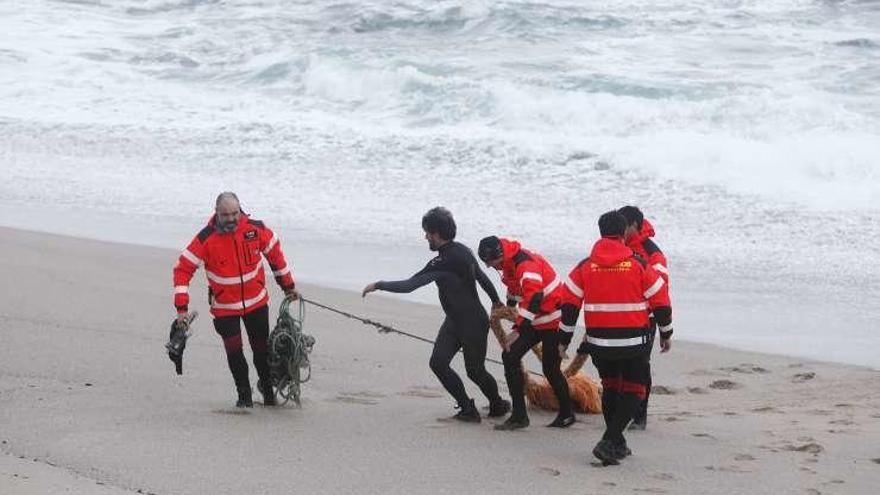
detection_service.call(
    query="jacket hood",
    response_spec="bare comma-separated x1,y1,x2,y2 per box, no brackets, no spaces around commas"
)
589,237,633,266
630,218,655,244
500,238,522,268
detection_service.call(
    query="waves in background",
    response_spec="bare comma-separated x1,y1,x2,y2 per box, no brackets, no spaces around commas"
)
1,0,878,365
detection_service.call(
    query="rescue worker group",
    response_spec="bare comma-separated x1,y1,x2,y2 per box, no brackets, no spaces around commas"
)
173,192,673,466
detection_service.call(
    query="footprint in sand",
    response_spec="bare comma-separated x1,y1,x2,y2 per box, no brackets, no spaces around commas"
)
719,364,769,374
536,466,560,476
709,379,741,390
734,454,756,461
691,433,716,440
649,473,677,482
705,465,751,473
212,409,251,415
651,385,676,395
829,419,855,426
687,387,708,394
751,406,779,413
398,386,445,399
333,391,386,405
723,411,738,416
792,372,816,383
784,442,824,455
805,489,822,495
871,458,880,465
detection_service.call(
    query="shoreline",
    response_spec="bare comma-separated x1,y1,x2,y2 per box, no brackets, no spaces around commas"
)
0,222,875,371
1,226,879,494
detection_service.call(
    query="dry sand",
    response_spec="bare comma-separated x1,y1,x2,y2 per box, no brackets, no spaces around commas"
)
1,227,878,494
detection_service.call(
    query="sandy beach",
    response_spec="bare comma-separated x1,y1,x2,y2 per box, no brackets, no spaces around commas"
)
0,226,878,495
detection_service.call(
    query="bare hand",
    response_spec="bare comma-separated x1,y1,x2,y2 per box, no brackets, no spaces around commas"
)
558,344,569,360
362,282,378,298
175,312,188,329
284,287,300,300
660,337,672,353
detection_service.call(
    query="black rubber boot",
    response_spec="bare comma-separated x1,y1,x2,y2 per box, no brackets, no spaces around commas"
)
257,379,276,406
236,387,253,408
592,439,620,466
547,413,576,428
494,415,530,431
453,399,481,423
488,398,511,417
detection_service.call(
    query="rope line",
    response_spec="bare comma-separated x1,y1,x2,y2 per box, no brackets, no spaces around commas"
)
301,297,541,376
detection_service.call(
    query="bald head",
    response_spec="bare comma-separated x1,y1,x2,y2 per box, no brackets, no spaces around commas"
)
214,192,241,233
216,191,239,209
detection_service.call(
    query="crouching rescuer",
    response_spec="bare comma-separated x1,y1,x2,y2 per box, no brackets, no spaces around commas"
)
478,236,575,430
172,192,299,407
561,211,673,465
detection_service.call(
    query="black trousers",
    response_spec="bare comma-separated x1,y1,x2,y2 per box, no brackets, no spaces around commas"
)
213,305,271,393
593,353,650,445
632,326,656,424
502,325,572,419
429,317,502,408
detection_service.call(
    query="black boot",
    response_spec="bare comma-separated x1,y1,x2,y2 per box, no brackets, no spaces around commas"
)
258,379,276,406
453,399,481,423
547,413,576,428
494,415,529,431
592,439,620,466
613,439,632,459
236,387,253,408
488,398,511,417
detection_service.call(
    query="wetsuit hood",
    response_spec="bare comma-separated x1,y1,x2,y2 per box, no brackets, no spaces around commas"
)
589,237,633,267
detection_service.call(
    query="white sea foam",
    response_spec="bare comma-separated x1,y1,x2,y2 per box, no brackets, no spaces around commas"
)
1,0,878,365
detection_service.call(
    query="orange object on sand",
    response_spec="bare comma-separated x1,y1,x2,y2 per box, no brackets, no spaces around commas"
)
490,307,602,414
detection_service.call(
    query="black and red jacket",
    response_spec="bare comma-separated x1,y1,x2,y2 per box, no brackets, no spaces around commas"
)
561,237,672,358
497,238,566,333
173,213,295,317
626,218,669,284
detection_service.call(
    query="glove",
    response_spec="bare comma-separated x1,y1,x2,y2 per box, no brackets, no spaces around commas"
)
576,340,590,356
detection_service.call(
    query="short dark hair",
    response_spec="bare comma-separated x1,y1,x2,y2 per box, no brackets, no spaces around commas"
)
477,236,503,261
599,211,627,238
422,207,456,240
617,206,644,229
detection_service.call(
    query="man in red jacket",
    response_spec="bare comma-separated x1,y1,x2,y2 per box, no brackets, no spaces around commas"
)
619,206,670,430
561,211,673,465
173,192,298,408
478,236,575,430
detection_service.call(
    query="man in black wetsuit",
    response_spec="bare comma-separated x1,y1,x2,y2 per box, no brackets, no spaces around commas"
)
362,207,511,422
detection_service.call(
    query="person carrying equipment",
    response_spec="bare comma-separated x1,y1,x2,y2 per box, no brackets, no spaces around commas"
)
619,206,670,430
362,207,510,422
560,211,673,465
477,236,575,430
172,192,298,408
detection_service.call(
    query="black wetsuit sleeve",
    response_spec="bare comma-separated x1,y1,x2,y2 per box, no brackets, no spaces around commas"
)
475,266,501,305
376,271,453,294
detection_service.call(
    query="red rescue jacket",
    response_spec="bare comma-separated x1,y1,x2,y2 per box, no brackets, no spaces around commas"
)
626,219,669,283
562,237,671,356
498,238,565,332
173,213,295,317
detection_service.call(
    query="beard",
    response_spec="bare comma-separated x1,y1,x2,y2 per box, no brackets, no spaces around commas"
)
217,219,237,233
